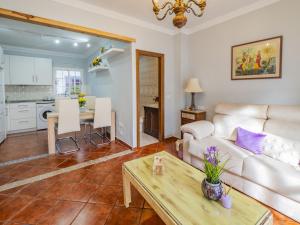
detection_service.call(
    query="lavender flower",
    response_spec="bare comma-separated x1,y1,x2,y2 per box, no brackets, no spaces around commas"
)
203,146,229,184
207,146,217,154
204,146,218,166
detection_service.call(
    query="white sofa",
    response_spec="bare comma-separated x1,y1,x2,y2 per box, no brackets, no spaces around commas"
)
181,103,300,222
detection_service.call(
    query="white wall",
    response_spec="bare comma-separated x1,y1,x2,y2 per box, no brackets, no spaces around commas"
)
87,43,134,146
174,33,190,137
0,0,178,146
187,0,300,120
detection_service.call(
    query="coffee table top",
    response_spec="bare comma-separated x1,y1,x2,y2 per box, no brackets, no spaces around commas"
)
123,151,271,225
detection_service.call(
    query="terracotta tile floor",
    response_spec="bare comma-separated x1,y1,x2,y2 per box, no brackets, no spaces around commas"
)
0,138,298,225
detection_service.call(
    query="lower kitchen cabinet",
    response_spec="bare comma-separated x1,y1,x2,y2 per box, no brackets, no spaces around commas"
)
7,102,37,132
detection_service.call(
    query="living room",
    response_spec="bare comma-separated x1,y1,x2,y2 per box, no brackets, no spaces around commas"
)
0,0,299,224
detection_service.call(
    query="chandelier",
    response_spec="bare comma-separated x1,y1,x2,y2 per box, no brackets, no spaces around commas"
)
152,0,206,28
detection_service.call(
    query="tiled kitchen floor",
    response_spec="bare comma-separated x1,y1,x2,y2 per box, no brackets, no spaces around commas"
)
0,130,49,163
0,131,130,186
0,128,126,164
0,138,298,225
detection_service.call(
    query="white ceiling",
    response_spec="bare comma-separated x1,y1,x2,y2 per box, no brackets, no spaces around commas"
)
80,0,279,32
0,17,115,57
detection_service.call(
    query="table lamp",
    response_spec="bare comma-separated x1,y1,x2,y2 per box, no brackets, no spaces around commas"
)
184,78,203,111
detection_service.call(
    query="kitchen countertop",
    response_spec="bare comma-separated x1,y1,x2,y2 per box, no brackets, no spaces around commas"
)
6,99,54,104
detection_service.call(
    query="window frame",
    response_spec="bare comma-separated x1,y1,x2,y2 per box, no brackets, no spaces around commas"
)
53,67,84,96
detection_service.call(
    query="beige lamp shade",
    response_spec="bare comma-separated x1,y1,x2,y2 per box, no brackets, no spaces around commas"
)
184,78,203,93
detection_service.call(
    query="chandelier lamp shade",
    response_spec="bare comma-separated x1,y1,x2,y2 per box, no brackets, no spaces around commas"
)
152,0,207,28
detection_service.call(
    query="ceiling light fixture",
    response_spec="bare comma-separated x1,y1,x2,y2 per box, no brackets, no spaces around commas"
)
73,42,78,47
86,43,91,48
54,39,60,44
152,0,207,28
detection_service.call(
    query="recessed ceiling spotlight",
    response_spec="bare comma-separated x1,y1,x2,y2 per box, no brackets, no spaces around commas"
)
54,39,60,44
86,43,91,48
73,42,78,47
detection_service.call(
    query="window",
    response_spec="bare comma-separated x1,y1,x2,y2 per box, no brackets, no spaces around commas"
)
54,68,83,96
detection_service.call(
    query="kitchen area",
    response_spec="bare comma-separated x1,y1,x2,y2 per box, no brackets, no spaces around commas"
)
0,50,54,163
0,16,133,165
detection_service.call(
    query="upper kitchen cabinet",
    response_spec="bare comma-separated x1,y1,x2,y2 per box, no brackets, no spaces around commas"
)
8,55,52,85
10,55,35,85
4,55,10,85
34,58,52,85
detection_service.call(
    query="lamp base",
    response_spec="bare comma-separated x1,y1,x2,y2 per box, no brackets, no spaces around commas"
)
189,92,196,111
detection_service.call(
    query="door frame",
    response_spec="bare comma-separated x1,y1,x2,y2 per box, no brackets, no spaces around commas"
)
136,50,165,147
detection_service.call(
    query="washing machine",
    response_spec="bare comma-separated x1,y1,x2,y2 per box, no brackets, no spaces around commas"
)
36,101,55,130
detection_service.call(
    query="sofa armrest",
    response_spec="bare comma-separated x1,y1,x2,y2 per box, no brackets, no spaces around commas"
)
181,120,214,141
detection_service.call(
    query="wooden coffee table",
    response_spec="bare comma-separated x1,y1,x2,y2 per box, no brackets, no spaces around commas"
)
122,151,273,225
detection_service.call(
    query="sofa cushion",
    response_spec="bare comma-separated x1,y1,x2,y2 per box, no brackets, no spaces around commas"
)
265,105,300,141
215,103,268,119
267,105,300,122
264,120,300,142
188,136,254,176
213,114,266,141
243,155,300,203
262,133,300,167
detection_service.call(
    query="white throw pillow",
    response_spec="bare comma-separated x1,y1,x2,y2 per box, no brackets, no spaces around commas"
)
262,133,300,169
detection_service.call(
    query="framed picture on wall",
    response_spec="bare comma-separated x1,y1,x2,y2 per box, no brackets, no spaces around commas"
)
231,36,282,80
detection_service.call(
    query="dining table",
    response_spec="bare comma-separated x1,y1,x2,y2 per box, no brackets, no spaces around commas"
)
47,110,116,155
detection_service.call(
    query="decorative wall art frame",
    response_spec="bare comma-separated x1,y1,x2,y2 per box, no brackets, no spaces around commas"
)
231,36,282,80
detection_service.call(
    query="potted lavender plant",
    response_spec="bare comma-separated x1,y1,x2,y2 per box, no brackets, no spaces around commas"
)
201,146,228,201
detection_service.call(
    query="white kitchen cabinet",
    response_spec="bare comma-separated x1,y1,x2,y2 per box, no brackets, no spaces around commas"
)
10,55,35,85
34,58,52,85
4,55,10,85
8,55,52,85
7,102,36,132
10,118,36,131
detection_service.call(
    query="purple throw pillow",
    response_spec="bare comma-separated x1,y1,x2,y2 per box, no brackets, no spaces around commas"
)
235,127,266,154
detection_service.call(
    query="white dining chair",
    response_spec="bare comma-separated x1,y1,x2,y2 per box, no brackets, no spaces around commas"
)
88,97,112,146
56,99,81,154
55,96,71,112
